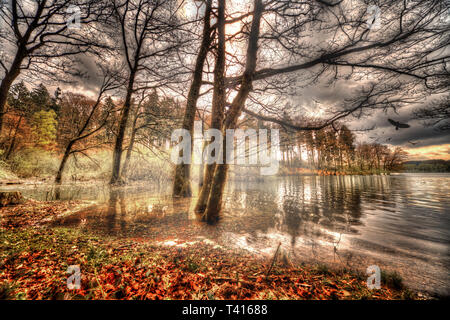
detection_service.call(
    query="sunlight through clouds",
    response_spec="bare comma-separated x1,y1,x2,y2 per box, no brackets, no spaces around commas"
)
405,144,450,161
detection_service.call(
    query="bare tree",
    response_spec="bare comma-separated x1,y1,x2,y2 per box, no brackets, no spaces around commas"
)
55,69,120,184
107,0,186,185
195,0,227,214
122,90,181,178
172,0,213,197
200,0,264,223
0,0,106,134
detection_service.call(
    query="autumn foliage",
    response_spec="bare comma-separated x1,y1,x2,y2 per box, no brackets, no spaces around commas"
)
0,201,417,300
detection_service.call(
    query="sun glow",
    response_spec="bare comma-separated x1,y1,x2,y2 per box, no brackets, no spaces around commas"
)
405,144,450,161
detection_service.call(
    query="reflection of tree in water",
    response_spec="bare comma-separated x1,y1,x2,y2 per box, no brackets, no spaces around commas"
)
106,189,121,234
223,180,280,234
221,177,360,236
102,189,193,238
282,198,302,247
221,176,397,251
231,176,404,247
153,177,402,245
277,177,363,242
48,184,84,201
318,176,363,229
54,186,61,201
357,175,403,209
57,176,409,251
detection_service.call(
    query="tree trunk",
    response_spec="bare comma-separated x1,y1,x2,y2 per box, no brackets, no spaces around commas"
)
195,161,217,213
203,0,264,223
0,48,27,134
204,163,228,223
5,115,23,160
122,113,138,178
198,162,205,188
173,0,212,197
122,132,136,179
198,123,206,188
55,141,74,184
110,71,136,185
194,0,226,213
0,77,16,135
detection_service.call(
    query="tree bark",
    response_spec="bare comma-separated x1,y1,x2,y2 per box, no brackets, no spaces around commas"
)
203,162,228,224
5,115,22,160
195,159,217,213
55,141,74,184
203,0,264,223
195,0,227,214
122,112,138,178
0,49,25,134
110,71,136,185
198,120,206,188
0,80,12,135
173,0,212,197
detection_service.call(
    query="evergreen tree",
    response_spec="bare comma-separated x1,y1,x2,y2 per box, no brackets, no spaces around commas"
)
7,81,32,115
31,84,52,112
31,110,58,147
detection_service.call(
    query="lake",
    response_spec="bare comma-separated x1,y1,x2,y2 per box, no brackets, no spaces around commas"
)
5,173,449,296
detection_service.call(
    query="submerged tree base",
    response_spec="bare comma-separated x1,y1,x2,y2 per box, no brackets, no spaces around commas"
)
0,200,423,300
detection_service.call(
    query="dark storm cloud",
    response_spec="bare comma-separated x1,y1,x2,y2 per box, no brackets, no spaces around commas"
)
69,55,104,93
386,123,450,147
349,106,450,149
289,77,449,152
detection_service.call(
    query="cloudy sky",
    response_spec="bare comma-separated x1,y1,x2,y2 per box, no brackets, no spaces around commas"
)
295,82,449,161
352,108,450,161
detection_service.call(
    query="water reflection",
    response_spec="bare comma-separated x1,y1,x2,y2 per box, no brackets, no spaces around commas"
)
224,176,366,239
219,175,449,295
16,174,448,296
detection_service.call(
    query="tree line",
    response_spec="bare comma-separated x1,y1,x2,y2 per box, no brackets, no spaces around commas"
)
403,160,450,173
1,80,182,180
276,123,407,174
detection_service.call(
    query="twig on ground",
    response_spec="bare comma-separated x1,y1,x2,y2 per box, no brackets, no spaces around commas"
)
266,242,282,277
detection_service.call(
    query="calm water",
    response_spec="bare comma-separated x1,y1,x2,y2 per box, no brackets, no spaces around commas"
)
5,173,449,296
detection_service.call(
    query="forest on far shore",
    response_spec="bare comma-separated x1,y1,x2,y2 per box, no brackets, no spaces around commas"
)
402,160,450,173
